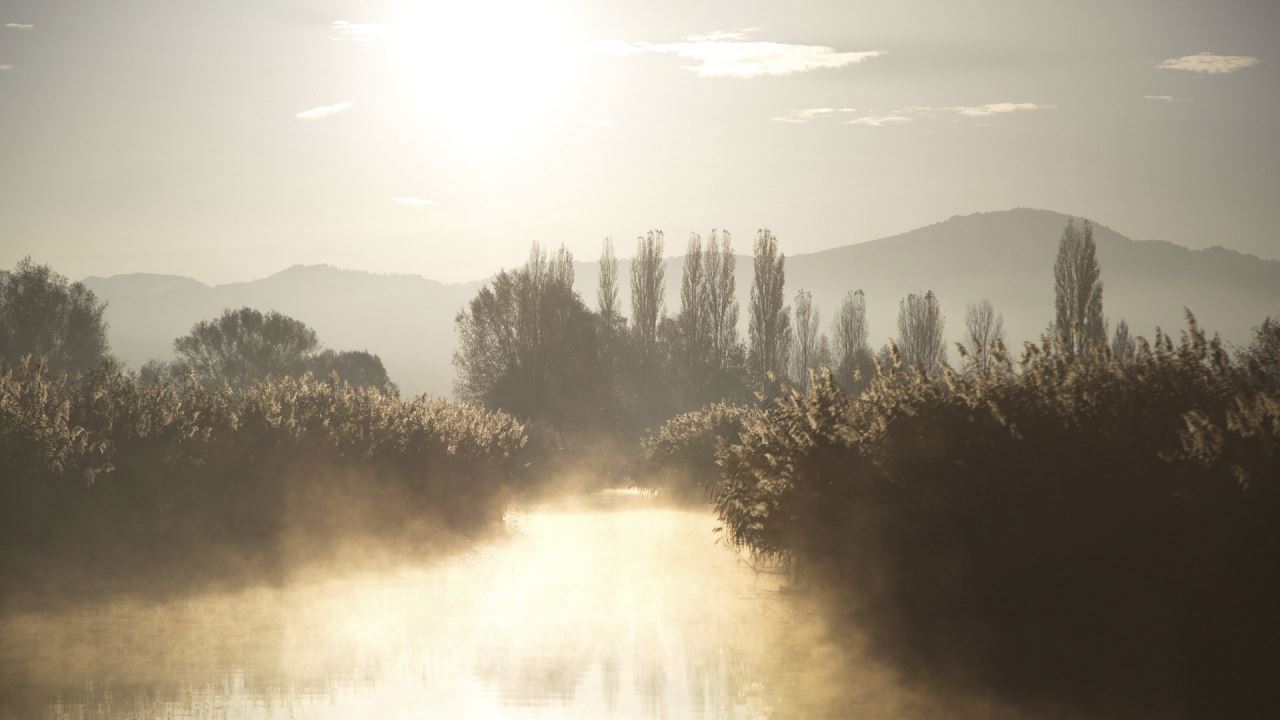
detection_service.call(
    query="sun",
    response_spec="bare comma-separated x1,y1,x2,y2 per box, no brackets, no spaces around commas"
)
386,0,580,158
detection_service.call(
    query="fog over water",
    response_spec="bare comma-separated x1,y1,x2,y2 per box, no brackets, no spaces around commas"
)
0,488,1012,720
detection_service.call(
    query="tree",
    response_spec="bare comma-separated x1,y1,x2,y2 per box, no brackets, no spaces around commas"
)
814,334,833,375
1053,218,1106,357
173,307,319,387
702,229,739,374
630,230,665,363
832,290,871,389
307,349,393,390
1111,319,1135,362
454,243,602,427
897,290,946,371
678,232,708,364
597,237,621,322
748,229,791,388
1242,316,1279,380
790,289,821,390
0,257,111,373
965,298,1005,374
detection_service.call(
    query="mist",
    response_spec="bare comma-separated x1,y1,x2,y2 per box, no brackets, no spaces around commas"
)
4,1,1280,718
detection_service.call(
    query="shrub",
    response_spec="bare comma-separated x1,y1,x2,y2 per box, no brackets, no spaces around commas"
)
641,402,757,499
697,318,1279,718
0,358,527,584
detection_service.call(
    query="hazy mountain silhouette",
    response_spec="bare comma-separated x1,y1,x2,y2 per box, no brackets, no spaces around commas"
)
86,208,1280,397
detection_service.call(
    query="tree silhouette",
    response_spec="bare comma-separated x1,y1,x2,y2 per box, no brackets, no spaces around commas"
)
896,290,946,371
965,298,1005,373
173,307,319,387
748,229,791,388
832,290,872,390
455,244,602,427
597,237,621,322
1053,218,1106,357
790,289,820,390
630,231,665,365
0,257,111,373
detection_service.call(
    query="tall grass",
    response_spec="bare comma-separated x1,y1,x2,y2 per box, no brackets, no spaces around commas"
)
649,316,1280,717
1,358,527,590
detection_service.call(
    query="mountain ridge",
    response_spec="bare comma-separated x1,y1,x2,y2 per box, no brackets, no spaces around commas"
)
82,208,1280,397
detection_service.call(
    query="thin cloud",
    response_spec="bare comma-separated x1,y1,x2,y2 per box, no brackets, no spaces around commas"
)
948,102,1047,117
296,101,355,121
837,102,1048,127
685,28,759,43
393,197,436,207
0,64,12,71
770,107,858,124
1143,95,1178,102
597,29,885,78
331,21,388,41
4,23,34,30
1157,52,1258,74
586,119,612,127
845,114,913,127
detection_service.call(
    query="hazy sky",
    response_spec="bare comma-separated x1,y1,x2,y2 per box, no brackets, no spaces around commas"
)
1,0,1276,283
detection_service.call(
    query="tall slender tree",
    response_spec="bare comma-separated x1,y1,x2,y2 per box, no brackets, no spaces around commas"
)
597,237,620,321
748,229,791,388
832,289,870,387
790,289,820,390
1111,319,1135,361
965,298,1005,374
1053,218,1106,357
701,229,739,373
896,290,946,371
678,232,707,362
630,230,665,363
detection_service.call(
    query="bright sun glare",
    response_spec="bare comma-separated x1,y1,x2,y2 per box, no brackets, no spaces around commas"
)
388,0,578,157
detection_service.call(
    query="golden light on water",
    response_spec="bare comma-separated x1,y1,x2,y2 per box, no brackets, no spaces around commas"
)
2,491,913,719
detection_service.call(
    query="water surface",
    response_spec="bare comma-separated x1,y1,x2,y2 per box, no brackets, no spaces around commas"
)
1,489,942,719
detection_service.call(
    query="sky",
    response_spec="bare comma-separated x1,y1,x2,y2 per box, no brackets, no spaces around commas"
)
0,0,1277,284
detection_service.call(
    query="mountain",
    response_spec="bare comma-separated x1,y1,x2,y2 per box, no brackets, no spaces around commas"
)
85,209,1280,397
83,266,481,397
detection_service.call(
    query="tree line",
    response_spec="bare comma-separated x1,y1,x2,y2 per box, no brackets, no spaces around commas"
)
0,257,392,390
454,217,1144,432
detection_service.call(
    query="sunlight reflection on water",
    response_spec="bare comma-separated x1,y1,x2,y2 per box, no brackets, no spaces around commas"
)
1,490,864,720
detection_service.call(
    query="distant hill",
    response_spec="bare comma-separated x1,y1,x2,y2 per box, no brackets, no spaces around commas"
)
83,266,481,397
85,208,1280,397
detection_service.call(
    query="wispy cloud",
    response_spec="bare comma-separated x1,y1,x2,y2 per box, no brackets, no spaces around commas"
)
1143,95,1179,102
331,21,388,41
0,64,12,71
1157,52,1258,74
296,101,355,122
393,197,436,207
835,102,1048,128
947,102,1047,117
596,29,885,78
846,114,913,127
4,23,34,30
586,119,612,127
769,107,858,124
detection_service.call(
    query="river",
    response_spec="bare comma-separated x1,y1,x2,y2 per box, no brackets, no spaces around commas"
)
1,489,958,719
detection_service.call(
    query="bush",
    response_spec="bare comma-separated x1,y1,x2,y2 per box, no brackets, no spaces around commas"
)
0,357,527,586
641,402,757,500
694,317,1279,718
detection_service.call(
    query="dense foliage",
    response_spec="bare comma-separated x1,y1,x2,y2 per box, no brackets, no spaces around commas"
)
0,257,111,374
146,306,394,389
650,317,1280,718
640,402,757,499
1,358,526,585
